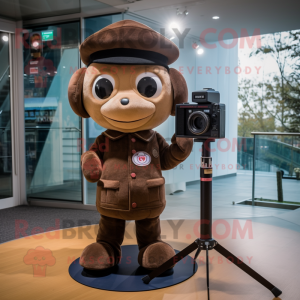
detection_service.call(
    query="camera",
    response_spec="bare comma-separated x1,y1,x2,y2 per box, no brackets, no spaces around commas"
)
175,88,225,139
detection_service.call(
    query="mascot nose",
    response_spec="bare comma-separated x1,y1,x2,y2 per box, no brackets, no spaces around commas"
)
120,98,129,105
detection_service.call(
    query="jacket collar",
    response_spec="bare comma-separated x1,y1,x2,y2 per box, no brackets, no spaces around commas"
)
103,129,155,142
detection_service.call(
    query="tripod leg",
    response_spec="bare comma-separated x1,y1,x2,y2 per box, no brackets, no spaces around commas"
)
206,246,210,300
142,241,199,284
214,243,282,298
193,247,201,273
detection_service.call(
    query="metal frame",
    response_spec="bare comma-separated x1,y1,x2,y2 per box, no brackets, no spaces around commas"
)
251,132,300,205
80,16,87,206
251,132,300,136
0,25,25,209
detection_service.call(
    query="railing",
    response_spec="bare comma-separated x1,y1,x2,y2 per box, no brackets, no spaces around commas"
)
251,132,300,205
25,126,82,193
25,126,81,132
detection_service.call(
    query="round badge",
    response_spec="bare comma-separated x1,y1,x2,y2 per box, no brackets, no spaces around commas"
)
132,151,151,166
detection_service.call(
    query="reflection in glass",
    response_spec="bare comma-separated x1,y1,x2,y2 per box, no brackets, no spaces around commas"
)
0,32,12,199
23,22,82,201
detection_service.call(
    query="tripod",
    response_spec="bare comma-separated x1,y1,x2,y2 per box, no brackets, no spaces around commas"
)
142,139,282,299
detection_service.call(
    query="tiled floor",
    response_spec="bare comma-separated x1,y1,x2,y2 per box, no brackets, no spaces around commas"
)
161,171,300,225
26,170,300,229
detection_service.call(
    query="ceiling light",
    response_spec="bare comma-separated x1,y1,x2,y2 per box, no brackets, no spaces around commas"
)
212,16,219,19
170,36,175,40
169,22,180,30
32,41,39,48
176,7,189,18
2,35,8,42
197,48,204,55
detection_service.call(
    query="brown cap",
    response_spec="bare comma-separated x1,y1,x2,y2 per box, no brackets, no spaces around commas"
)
79,20,179,68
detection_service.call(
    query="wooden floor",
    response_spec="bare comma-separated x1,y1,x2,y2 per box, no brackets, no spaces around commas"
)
0,219,298,300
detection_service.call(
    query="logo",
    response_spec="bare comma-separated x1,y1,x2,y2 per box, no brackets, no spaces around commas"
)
132,151,151,166
23,246,56,277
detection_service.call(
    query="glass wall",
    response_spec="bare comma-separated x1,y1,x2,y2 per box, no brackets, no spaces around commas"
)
238,30,300,181
23,21,82,202
0,31,12,199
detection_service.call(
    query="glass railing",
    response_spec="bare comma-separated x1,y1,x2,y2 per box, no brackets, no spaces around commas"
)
238,134,300,178
250,132,300,204
25,126,82,202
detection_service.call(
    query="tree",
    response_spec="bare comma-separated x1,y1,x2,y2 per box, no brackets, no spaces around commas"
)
285,31,300,132
248,30,300,132
238,78,275,137
238,30,300,135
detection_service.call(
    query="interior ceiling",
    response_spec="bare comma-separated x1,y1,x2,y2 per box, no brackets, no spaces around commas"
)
0,0,299,41
106,0,300,40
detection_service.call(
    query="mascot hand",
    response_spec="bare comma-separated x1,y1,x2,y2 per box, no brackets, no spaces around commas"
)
171,134,194,160
81,151,102,183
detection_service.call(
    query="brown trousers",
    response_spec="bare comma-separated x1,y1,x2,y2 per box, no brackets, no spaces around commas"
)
96,214,161,260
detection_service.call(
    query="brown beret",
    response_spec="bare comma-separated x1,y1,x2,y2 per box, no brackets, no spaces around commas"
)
80,20,179,68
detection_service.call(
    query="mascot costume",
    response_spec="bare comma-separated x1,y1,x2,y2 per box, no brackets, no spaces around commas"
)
68,20,193,270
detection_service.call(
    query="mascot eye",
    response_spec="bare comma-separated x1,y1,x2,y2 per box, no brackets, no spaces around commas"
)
135,72,162,98
92,74,115,100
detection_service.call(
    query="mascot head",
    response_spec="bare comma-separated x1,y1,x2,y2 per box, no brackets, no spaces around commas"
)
68,20,188,133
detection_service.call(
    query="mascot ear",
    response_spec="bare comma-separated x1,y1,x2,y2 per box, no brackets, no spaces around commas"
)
169,68,188,116
68,67,90,118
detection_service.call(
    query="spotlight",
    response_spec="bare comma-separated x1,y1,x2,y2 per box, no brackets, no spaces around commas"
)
212,16,220,19
192,42,199,49
176,8,181,16
197,48,204,55
176,7,189,17
2,35,8,42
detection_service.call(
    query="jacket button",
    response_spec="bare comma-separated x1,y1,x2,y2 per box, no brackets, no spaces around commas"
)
131,138,136,142
132,202,137,208
132,149,136,154
131,173,136,178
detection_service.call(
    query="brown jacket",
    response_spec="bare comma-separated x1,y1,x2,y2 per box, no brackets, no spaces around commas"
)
81,129,193,220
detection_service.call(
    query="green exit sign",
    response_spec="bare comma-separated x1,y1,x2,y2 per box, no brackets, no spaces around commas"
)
41,30,54,41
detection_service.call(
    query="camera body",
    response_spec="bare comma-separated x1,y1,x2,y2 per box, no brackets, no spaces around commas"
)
175,88,225,139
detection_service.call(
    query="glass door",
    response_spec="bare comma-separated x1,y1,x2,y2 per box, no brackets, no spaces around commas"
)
23,21,82,202
0,31,18,208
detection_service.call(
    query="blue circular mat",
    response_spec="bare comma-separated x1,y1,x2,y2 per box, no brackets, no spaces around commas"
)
69,245,198,292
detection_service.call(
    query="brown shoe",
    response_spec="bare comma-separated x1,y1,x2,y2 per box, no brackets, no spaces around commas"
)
79,242,116,270
138,241,176,270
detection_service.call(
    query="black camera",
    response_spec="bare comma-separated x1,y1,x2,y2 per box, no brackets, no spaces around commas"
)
175,88,225,139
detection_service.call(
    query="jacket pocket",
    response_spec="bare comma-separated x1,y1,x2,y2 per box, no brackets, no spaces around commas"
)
146,178,165,203
100,179,120,205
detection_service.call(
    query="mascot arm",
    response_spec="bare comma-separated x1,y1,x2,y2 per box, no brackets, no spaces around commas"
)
156,132,193,171
81,135,104,183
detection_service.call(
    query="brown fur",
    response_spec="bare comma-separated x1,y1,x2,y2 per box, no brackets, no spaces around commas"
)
68,68,89,118
69,20,192,271
68,65,188,125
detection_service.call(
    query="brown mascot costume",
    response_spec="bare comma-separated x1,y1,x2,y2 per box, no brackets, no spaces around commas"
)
68,20,193,271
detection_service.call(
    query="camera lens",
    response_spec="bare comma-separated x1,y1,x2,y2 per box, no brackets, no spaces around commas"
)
187,111,210,135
